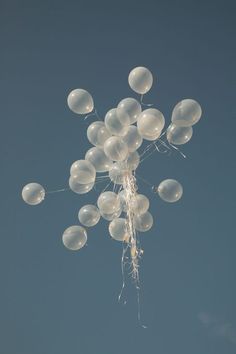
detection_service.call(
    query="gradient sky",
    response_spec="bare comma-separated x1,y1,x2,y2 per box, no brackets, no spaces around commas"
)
1,0,236,353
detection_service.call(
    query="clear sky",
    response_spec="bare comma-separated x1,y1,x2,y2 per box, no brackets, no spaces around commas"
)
1,0,236,353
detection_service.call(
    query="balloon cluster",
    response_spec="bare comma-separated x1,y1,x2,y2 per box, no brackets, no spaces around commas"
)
22,67,202,284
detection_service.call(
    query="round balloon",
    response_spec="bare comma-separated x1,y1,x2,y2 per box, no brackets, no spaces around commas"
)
171,99,202,127
105,108,130,136
87,121,111,148
131,194,149,215
109,162,129,184
22,183,45,205
167,124,193,145
97,191,121,214
100,208,122,221
126,151,140,170
78,205,100,227
142,108,165,131
62,225,87,251
137,109,164,140
158,179,183,203
69,176,94,194
122,126,143,152
67,89,94,114
109,218,128,241
134,211,153,232
104,136,128,162
85,147,113,172
128,67,153,94
118,190,128,212
70,160,96,184
117,97,142,124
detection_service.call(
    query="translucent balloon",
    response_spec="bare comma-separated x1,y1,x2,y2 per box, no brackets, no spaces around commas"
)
128,67,153,94
126,151,140,170
69,176,94,194
70,160,96,184
85,147,113,172
104,137,128,162
137,109,164,140
118,190,128,212
171,99,202,127
131,194,149,215
134,211,153,232
87,121,111,148
109,218,128,241
117,98,142,124
100,208,122,221
104,108,130,136
22,183,45,205
67,89,94,115
62,225,87,251
122,126,143,152
109,162,129,184
167,124,193,145
158,179,183,203
97,191,120,214
78,205,100,227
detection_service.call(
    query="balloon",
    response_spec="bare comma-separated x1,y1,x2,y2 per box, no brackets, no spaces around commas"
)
126,151,140,170
70,160,96,184
109,162,129,184
67,89,94,114
100,208,122,221
118,190,128,212
69,176,94,194
131,194,149,215
104,136,128,161
167,124,193,145
137,109,164,140
62,225,87,251
117,98,142,124
122,126,143,152
78,205,100,227
85,147,113,172
157,179,183,203
128,66,153,94
171,99,202,127
134,211,153,232
105,108,130,136
87,121,111,148
109,218,128,241
97,191,120,214
22,183,45,205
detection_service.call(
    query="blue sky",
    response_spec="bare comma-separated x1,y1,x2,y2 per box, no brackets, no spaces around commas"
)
1,1,236,353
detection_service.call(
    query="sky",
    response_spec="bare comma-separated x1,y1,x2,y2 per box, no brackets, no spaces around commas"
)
1,0,236,353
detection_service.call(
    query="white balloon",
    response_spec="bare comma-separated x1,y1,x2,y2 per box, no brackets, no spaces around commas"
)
105,108,130,136
118,190,128,212
78,205,100,227
87,121,111,148
131,194,149,215
158,179,183,203
85,147,113,172
167,124,193,145
109,218,128,241
22,183,45,205
137,109,164,140
100,208,122,221
126,151,140,170
109,162,129,184
69,176,94,194
117,98,142,124
134,211,153,232
70,160,96,184
142,108,165,131
128,67,153,94
67,89,94,114
171,99,202,127
97,191,120,214
62,225,87,251
104,136,128,162
122,126,143,152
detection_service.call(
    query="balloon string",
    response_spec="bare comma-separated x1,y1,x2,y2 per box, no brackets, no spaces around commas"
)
140,94,154,107
84,108,101,121
46,188,69,194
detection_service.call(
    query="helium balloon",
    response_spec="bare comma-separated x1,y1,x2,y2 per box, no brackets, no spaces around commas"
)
143,108,165,131
87,121,111,148
171,99,202,127
137,109,164,140
117,97,142,124
22,183,45,205
167,124,193,145
118,190,128,212
78,205,100,227
67,89,94,115
70,160,96,184
104,136,128,161
126,151,140,170
109,162,129,184
69,176,94,194
131,194,149,215
97,191,120,214
128,66,153,94
158,179,183,203
109,218,128,241
85,147,113,172
134,211,153,232
62,225,87,251
122,126,143,152
100,208,122,221
105,108,130,136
